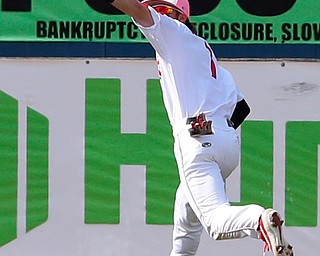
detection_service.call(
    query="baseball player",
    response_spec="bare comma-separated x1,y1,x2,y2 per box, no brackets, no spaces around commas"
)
108,0,294,255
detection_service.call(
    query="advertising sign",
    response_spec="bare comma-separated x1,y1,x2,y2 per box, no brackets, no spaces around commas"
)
0,0,319,44
0,59,319,255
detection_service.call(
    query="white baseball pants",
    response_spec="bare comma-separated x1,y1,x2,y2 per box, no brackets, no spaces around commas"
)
170,118,264,256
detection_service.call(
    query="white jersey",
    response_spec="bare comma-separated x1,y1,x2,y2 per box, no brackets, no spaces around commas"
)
134,7,244,127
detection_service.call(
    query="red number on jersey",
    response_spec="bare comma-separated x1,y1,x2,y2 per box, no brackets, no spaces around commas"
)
204,42,217,79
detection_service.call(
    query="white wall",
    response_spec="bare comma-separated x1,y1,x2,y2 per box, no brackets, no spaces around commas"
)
0,59,319,256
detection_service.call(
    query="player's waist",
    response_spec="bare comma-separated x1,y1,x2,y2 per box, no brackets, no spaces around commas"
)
172,115,234,136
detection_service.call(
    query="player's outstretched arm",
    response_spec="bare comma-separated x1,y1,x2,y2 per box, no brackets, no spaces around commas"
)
110,0,154,27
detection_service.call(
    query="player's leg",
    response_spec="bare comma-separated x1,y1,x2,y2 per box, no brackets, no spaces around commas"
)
177,155,264,240
174,126,264,237
170,184,203,256
174,127,293,255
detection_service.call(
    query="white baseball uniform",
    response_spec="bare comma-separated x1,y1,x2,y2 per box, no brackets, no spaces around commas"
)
134,7,265,256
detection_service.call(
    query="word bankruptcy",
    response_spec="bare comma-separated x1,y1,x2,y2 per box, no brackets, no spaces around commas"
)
36,21,320,43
